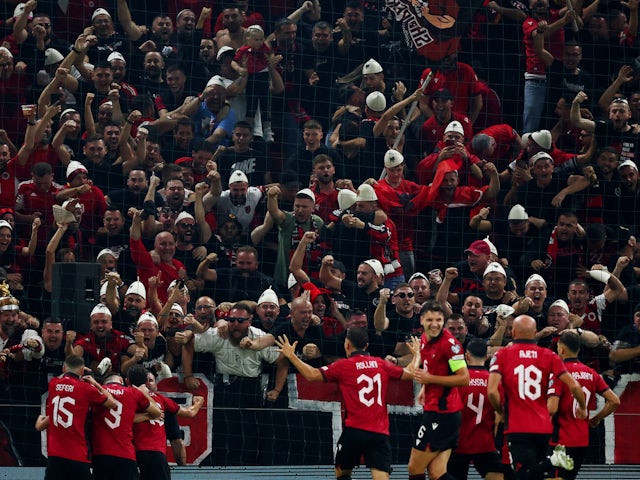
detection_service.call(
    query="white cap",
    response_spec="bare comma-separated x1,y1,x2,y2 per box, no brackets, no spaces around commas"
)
337,189,357,211
483,236,498,256
258,287,278,305
0,47,12,59
587,269,611,283
356,183,377,202
366,91,386,112
363,259,384,277
483,262,506,277
107,51,126,64
287,273,298,290
508,204,528,221
52,204,77,224
170,303,184,315
61,108,79,119
0,220,12,231
296,188,316,203
96,248,116,262
247,24,264,33
445,120,464,135
91,303,112,317
216,46,235,61
530,130,552,150
14,3,33,19
175,211,195,224
136,311,158,327
362,58,383,75
206,75,226,88
125,280,147,300
525,273,546,288
384,149,404,168
92,8,111,20
495,304,515,318
45,48,64,66
549,299,570,314
229,169,249,185
66,160,88,179
529,151,553,166
618,159,638,171
99,281,120,298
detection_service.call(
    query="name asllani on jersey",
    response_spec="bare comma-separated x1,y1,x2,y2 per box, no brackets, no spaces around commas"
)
356,360,379,370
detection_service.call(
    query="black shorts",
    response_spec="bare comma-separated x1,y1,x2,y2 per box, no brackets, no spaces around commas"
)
335,427,392,473
448,451,504,480
553,446,586,480
137,450,171,480
506,433,550,474
414,411,461,452
92,454,138,480
45,456,92,480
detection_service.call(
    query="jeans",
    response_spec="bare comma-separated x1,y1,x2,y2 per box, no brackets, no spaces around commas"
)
523,79,547,133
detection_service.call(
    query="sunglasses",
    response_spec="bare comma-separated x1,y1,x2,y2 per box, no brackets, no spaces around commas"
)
227,317,248,323
394,292,414,299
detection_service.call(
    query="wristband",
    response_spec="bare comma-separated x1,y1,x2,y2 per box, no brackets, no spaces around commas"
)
72,47,82,54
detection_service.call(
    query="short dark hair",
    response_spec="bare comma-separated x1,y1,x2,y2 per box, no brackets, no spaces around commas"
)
346,327,369,350
312,154,333,167
559,330,581,353
166,63,186,75
466,339,488,358
127,364,149,387
32,162,52,177
64,354,85,371
303,119,322,130
420,300,447,317
232,302,253,316
233,120,253,131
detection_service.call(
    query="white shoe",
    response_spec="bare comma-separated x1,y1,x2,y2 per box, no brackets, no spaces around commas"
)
550,445,574,471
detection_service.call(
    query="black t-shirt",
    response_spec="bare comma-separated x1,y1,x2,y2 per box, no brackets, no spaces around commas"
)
217,144,269,186
594,120,640,165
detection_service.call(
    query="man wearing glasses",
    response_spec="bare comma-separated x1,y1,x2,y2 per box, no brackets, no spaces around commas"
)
373,283,422,366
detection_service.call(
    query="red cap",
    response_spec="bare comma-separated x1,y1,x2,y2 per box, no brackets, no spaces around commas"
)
464,240,491,256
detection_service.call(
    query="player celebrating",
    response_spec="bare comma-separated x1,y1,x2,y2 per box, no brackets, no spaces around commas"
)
276,328,419,480
407,300,469,480
547,331,620,480
487,315,587,480
36,355,117,480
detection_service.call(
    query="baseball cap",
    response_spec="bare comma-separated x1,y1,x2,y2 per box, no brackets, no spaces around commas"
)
296,188,316,203
356,184,377,202
618,159,638,171
45,49,64,66
384,149,404,168
366,91,386,112
362,58,383,75
170,303,184,316
508,204,529,221
483,262,506,277
206,75,226,88
408,272,429,284
529,151,553,166
431,88,453,101
363,259,384,277
137,312,158,327
228,170,249,185
126,280,147,300
445,120,464,135
337,189,357,210
465,240,491,256
90,303,112,317
216,46,235,61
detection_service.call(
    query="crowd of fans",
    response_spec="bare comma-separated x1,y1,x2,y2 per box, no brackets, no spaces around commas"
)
1,0,640,468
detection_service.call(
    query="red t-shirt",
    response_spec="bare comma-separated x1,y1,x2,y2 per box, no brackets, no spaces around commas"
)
129,237,186,303
456,366,499,454
419,63,482,119
234,44,271,74
15,179,63,248
421,113,473,154
133,391,180,453
419,329,465,413
571,294,607,335
549,358,609,447
92,383,150,460
46,373,107,463
489,339,567,434
320,352,404,435
523,12,564,75
74,330,134,371
473,123,520,170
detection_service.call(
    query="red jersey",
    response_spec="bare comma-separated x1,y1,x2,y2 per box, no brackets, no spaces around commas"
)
311,186,339,223
15,179,63,248
74,329,134,371
456,366,498,454
234,44,271,74
419,63,482,118
320,352,404,435
91,383,150,460
45,373,107,463
489,339,567,434
64,183,107,232
130,237,186,303
420,113,473,154
374,179,431,250
133,391,179,453
419,329,466,413
523,12,564,75
549,358,609,447
473,123,519,170
571,294,607,335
